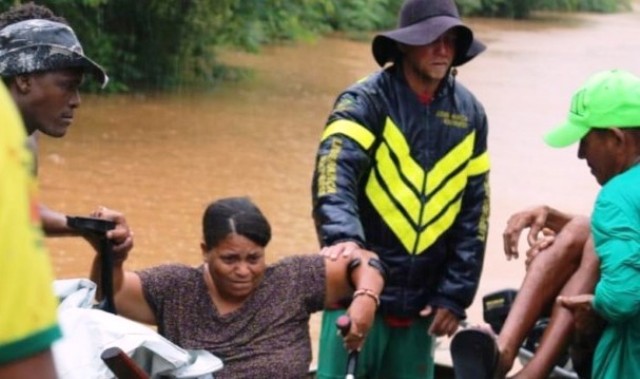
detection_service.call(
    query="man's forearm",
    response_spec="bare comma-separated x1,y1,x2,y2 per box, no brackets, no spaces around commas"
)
39,204,75,236
544,206,583,232
0,350,58,379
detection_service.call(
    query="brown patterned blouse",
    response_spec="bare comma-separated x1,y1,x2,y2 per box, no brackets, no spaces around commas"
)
138,255,325,379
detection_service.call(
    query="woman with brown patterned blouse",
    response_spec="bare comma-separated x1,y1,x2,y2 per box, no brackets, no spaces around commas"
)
90,197,385,379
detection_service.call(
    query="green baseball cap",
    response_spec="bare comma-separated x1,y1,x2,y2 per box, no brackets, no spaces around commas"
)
544,69,640,148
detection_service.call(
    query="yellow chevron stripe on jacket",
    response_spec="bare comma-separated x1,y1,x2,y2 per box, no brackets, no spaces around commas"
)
320,117,489,253
317,120,376,197
321,119,376,150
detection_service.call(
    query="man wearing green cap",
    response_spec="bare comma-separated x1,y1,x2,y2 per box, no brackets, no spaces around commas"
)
552,69,640,379
451,69,640,379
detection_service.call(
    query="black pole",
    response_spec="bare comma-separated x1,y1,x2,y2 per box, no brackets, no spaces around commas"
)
99,236,116,314
67,216,117,314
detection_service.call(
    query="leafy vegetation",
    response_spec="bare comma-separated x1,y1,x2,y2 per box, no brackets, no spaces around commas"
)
463,0,631,18
0,0,631,90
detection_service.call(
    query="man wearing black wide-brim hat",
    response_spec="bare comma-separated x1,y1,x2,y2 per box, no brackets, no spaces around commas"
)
311,0,490,377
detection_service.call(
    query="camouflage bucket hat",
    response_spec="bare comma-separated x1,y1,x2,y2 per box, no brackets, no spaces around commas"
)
0,19,108,88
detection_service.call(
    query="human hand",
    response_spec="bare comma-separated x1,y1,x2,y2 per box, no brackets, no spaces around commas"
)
344,295,377,351
319,241,360,261
90,206,134,261
503,206,550,261
557,294,598,333
421,306,460,337
524,228,556,269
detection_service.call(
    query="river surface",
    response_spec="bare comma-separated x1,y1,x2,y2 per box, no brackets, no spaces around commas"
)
40,2,640,369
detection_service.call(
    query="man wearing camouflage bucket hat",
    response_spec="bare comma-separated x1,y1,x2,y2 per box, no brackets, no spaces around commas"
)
0,4,132,258
0,14,108,137
0,17,107,88
311,0,489,377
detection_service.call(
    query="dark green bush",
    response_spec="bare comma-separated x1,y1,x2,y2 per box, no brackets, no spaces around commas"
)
466,0,631,18
0,0,631,90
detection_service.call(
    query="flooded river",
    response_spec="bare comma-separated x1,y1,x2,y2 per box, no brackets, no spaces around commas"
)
40,2,640,368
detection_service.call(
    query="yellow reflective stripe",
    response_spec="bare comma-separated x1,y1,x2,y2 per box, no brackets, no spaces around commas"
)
421,169,467,226
364,121,484,254
467,151,490,176
321,120,376,150
374,144,422,221
366,172,416,253
416,198,463,253
418,132,474,227
382,118,424,189
357,74,371,83
426,131,475,192
316,138,342,196
478,177,490,242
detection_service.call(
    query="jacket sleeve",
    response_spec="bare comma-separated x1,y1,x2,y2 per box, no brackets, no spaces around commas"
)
311,89,381,248
431,103,490,318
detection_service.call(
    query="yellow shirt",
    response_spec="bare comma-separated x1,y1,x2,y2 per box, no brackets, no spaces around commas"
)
0,82,61,364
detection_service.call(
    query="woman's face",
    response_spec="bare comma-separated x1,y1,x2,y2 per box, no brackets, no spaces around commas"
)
203,233,266,302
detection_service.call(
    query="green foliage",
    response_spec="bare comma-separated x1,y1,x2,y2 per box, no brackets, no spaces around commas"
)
219,0,334,51
455,0,484,15
0,0,631,91
464,0,631,17
576,0,631,12
326,0,389,31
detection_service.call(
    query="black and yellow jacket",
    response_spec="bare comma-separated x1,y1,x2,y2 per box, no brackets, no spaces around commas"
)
312,65,490,318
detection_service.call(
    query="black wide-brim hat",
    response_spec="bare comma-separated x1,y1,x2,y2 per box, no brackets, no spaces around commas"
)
372,0,486,67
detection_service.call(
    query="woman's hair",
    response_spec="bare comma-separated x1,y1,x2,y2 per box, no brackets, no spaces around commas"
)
0,2,68,30
202,197,271,250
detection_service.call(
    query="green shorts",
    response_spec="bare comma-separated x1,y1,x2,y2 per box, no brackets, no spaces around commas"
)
316,309,435,379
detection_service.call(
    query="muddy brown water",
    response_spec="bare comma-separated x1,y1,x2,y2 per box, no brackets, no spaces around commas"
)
40,3,640,371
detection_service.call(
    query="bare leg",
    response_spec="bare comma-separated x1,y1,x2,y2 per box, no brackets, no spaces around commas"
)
496,217,591,377
511,236,599,379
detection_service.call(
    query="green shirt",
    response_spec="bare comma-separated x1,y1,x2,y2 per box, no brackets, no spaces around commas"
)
591,164,640,379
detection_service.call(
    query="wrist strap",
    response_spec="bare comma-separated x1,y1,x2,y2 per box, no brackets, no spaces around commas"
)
346,258,361,289
367,258,388,282
353,288,380,307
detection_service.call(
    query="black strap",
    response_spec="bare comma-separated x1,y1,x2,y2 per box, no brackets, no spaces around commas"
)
346,256,388,288
346,258,361,289
367,257,388,283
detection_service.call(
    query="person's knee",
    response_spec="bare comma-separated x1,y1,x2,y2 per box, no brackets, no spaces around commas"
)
545,217,590,267
563,217,590,246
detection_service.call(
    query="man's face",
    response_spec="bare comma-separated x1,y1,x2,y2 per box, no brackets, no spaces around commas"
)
577,128,623,185
402,29,457,85
19,68,83,138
